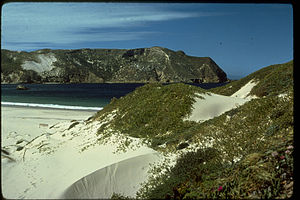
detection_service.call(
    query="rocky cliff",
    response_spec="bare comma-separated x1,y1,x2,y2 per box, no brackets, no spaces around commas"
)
1,47,227,84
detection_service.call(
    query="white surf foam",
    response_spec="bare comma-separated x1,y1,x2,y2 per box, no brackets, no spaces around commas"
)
1,102,103,111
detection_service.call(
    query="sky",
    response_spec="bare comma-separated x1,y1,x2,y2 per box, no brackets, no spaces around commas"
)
1,2,293,79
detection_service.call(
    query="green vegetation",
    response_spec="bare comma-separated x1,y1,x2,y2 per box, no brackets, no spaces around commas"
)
111,193,133,199
91,60,293,199
209,61,293,97
1,47,227,83
1,50,23,75
94,83,207,149
1,49,43,83
137,92,293,199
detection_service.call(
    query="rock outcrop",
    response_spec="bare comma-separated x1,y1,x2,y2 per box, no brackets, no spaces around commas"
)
16,85,29,90
1,47,227,84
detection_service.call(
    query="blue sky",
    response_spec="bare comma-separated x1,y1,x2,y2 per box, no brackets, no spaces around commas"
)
1,3,293,78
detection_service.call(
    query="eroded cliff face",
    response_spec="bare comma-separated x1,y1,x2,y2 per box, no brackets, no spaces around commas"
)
1,47,227,84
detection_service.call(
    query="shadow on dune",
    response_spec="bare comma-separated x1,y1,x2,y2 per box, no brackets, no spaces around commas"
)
60,153,160,199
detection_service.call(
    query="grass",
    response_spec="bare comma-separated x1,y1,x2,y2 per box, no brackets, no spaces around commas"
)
137,92,293,199
90,60,293,199
2,47,227,83
93,83,207,149
1,49,43,83
209,60,293,97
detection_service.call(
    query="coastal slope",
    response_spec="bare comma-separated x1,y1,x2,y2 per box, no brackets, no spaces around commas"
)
1,61,293,199
1,109,162,199
1,47,227,84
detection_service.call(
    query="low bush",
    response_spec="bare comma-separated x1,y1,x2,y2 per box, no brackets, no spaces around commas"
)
94,83,207,148
138,92,293,199
92,61,293,199
209,60,293,98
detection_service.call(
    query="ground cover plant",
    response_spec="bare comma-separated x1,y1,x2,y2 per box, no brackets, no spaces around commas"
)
137,92,293,199
209,61,293,97
93,83,207,149
92,60,293,199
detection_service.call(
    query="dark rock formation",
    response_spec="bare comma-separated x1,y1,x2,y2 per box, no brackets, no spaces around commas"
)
16,84,28,90
176,142,189,150
1,47,227,84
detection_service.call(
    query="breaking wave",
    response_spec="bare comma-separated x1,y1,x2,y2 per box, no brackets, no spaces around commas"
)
1,102,103,111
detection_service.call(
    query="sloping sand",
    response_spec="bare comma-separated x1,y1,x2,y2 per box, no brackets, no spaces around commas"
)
186,80,258,123
186,93,248,122
1,80,260,199
21,54,57,73
231,79,258,99
1,106,162,199
61,153,160,199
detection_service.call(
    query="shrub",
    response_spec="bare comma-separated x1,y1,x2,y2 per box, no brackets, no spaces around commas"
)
209,60,293,97
138,88,293,199
94,83,207,148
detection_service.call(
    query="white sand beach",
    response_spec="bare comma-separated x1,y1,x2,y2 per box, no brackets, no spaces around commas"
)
1,106,163,199
1,106,96,147
1,80,258,199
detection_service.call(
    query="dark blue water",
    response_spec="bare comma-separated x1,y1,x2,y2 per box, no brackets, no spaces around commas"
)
1,83,227,110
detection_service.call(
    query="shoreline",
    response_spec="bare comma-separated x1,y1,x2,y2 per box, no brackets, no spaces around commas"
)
1,104,160,199
1,105,97,120
1,105,97,147
1,103,102,112
1,79,259,199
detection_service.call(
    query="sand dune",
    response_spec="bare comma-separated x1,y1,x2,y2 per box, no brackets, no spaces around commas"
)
61,153,160,199
231,79,258,99
1,107,161,199
186,79,258,123
186,93,249,123
1,80,259,198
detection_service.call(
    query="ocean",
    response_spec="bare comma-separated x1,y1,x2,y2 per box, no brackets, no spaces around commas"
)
1,83,227,111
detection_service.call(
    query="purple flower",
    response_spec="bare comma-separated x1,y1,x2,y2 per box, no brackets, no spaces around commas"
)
287,145,294,150
280,155,285,160
285,150,291,154
218,186,223,191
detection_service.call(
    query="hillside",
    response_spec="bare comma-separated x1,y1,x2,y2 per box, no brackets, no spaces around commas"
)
1,47,227,84
209,60,293,97
93,60,293,199
2,60,293,199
